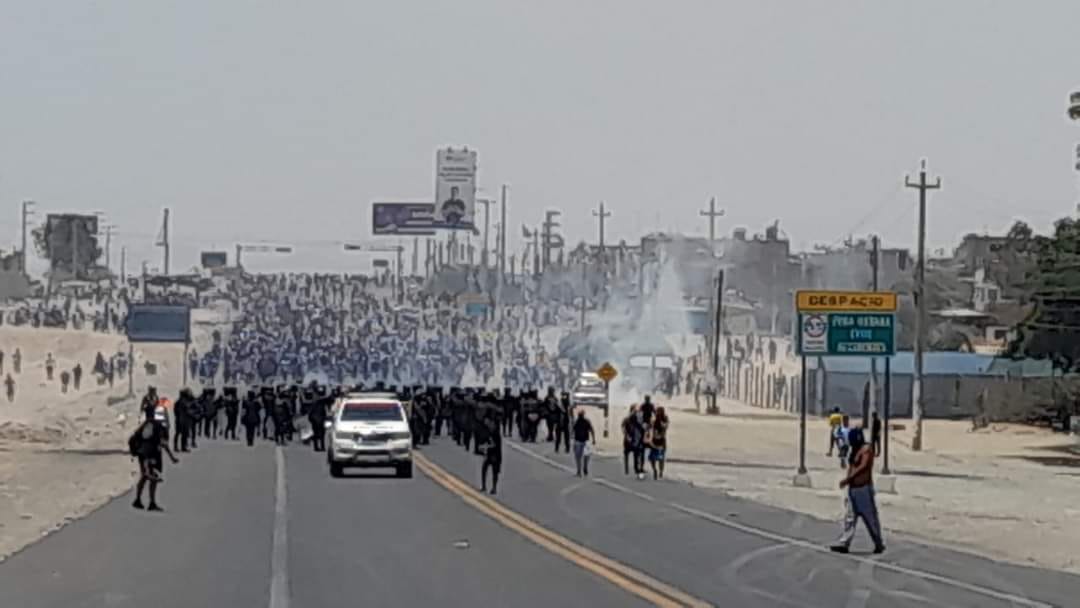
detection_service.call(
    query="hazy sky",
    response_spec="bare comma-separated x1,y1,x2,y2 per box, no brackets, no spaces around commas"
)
3,1,1080,274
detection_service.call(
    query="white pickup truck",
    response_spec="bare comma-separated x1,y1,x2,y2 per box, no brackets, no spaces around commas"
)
326,394,413,478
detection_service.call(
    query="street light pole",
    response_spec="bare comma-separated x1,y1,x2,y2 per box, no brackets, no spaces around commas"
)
20,200,35,274
477,199,492,268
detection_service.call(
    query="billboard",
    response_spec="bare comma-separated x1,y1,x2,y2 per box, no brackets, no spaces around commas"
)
200,251,228,269
41,214,100,276
434,148,477,230
372,202,437,235
126,304,191,343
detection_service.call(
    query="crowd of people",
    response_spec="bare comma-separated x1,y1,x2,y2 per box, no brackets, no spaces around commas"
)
186,273,586,393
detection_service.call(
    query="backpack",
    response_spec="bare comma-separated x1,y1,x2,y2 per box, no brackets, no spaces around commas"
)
128,425,145,456
128,421,154,456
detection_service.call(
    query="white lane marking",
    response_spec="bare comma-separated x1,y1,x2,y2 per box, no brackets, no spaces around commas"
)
843,558,874,608
269,446,289,608
507,441,1054,608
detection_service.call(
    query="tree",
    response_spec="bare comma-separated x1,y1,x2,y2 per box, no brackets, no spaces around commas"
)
31,215,103,279
1007,217,1080,370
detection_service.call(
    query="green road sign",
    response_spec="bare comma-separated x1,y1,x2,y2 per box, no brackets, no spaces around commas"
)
797,312,895,356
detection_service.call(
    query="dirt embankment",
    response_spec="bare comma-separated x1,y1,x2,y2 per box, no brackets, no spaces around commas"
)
0,325,206,561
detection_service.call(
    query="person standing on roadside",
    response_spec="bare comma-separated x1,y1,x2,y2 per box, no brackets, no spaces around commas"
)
830,428,885,554
129,405,179,512
622,405,638,475
827,407,842,456
835,415,851,468
572,409,596,477
648,407,669,480
622,405,647,479
4,374,14,403
45,353,55,381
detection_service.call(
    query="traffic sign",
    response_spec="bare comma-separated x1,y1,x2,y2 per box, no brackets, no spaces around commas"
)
798,312,895,356
795,290,897,357
796,290,897,313
596,362,618,383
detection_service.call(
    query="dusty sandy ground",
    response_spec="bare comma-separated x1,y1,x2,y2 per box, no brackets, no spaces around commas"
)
0,326,205,562
591,394,1080,574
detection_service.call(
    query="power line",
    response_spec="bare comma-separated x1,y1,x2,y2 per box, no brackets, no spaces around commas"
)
824,182,905,248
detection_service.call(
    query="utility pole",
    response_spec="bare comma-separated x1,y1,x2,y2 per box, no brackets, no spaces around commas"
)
120,246,126,283
159,208,170,276
477,199,492,268
542,210,562,271
235,243,243,269
866,235,880,425
532,228,540,276
699,196,725,242
905,159,941,452
499,185,508,276
72,217,80,280
412,237,419,275
141,260,148,301
396,244,404,304
20,200,35,274
592,201,611,253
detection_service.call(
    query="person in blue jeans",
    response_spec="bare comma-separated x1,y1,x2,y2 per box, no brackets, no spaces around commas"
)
830,428,885,554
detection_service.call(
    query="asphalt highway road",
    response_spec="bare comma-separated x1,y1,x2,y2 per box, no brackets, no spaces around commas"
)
1,430,1077,608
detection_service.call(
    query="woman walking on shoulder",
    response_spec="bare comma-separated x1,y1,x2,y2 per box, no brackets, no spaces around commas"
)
648,407,669,480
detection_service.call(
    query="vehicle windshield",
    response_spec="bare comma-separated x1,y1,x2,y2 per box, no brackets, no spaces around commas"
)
576,377,604,390
340,403,403,422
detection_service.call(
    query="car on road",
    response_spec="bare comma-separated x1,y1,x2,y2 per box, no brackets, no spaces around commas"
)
571,372,608,409
327,395,413,478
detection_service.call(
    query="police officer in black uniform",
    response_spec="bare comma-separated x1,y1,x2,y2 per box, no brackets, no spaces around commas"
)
222,387,239,440
242,390,261,446
187,394,202,447
260,387,275,439
307,389,328,452
543,387,559,442
273,390,290,445
520,389,541,442
173,388,195,452
553,390,572,453
479,409,502,495
501,387,517,437
202,388,219,439
434,387,450,437
419,388,436,445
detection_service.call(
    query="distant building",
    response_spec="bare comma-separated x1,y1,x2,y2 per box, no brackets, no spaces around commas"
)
0,250,32,301
715,223,801,333
952,233,1031,300
802,239,911,292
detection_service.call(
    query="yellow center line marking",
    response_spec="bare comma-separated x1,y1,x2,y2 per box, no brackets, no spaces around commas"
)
415,453,712,608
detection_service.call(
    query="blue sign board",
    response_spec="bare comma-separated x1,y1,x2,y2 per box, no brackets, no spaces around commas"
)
126,305,191,343
797,312,895,356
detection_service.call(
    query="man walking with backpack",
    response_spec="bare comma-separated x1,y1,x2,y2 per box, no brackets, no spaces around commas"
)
129,405,179,512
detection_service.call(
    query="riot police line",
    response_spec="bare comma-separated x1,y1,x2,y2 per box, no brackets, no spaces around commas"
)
134,381,582,498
